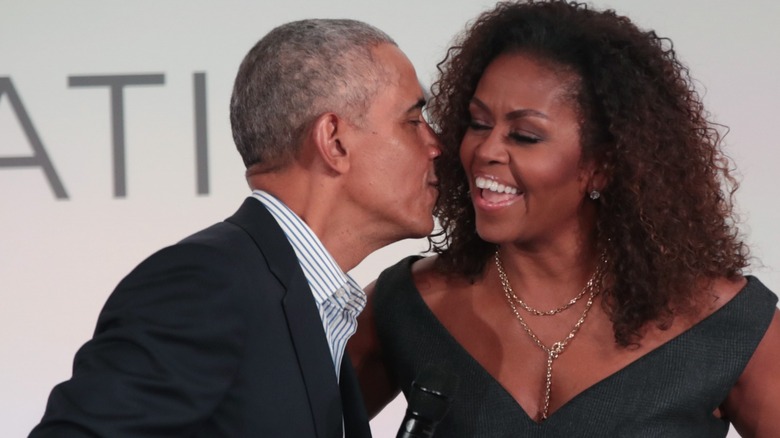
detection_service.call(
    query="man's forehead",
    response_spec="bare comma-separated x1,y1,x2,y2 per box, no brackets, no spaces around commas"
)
367,43,425,109
372,43,416,79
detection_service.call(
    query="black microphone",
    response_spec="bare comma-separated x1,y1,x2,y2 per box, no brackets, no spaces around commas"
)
396,367,459,438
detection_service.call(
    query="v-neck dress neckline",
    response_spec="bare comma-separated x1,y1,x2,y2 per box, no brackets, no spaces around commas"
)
373,256,777,437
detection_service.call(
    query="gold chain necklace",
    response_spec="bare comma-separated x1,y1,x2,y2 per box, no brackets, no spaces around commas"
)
501,261,596,316
494,251,604,421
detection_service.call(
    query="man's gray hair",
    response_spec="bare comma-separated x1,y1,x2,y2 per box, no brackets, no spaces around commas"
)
230,19,396,170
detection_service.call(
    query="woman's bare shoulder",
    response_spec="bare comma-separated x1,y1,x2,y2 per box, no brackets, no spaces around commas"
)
411,255,475,299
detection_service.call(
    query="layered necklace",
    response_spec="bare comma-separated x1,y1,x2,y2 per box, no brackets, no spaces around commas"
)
494,251,605,421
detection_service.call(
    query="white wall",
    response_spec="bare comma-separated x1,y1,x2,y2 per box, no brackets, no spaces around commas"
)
2,1,777,436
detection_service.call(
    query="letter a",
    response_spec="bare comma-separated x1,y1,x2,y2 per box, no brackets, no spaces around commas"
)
0,77,68,199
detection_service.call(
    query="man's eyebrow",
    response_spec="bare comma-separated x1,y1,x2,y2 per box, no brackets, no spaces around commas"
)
405,98,426,114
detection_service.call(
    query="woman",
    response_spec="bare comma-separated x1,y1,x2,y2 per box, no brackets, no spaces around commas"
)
348,1,780,436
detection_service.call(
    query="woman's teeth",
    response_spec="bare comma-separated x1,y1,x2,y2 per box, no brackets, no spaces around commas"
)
475,176,518,195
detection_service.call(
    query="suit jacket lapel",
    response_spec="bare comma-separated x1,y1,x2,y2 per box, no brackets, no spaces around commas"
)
226,198,343,438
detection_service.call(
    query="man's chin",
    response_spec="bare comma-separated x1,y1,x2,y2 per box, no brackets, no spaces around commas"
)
406,218,435,240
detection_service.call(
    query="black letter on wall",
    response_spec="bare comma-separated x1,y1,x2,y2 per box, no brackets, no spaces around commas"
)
0,77,68,199
68,74,165,198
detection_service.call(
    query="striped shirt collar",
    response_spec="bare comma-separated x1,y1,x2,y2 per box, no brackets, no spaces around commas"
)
250,190,363,307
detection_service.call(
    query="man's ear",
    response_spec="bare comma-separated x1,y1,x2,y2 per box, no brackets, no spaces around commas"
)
310,112,350,175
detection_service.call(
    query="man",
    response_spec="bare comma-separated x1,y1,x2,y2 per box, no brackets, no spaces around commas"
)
30,19,440,437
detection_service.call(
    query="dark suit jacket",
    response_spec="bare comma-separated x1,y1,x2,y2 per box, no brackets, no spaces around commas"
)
30,198,372,437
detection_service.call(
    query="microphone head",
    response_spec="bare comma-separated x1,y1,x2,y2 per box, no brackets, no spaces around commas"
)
407,366,459,422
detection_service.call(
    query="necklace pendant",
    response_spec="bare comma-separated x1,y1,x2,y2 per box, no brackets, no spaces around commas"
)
494,250,606,426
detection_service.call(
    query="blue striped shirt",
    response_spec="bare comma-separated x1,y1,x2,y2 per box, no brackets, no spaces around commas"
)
251,190,366,379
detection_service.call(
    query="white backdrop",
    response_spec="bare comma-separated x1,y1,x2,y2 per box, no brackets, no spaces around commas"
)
2,1,778,436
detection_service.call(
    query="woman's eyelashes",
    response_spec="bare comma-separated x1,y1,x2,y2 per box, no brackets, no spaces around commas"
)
508,131,541,144
468,119,541,144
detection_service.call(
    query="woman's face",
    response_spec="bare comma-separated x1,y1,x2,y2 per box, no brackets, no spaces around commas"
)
460,52,597,248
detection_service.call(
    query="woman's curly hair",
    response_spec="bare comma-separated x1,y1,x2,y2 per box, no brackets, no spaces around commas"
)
428,0,749,346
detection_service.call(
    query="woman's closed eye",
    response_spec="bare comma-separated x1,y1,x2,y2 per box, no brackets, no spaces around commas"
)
509,131,541,144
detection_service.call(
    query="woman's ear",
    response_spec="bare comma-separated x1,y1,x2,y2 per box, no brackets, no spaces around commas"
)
581,158,609,196
589,162,608,192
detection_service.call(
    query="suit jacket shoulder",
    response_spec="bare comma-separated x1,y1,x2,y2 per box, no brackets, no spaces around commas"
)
31,198,371,437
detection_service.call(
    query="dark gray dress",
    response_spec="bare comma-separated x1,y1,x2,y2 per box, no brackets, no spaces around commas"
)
373,256,777,437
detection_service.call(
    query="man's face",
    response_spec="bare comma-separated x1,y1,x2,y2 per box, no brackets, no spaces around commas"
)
343,43,441,244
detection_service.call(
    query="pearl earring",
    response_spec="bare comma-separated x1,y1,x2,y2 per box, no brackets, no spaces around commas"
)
589,190,601,200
